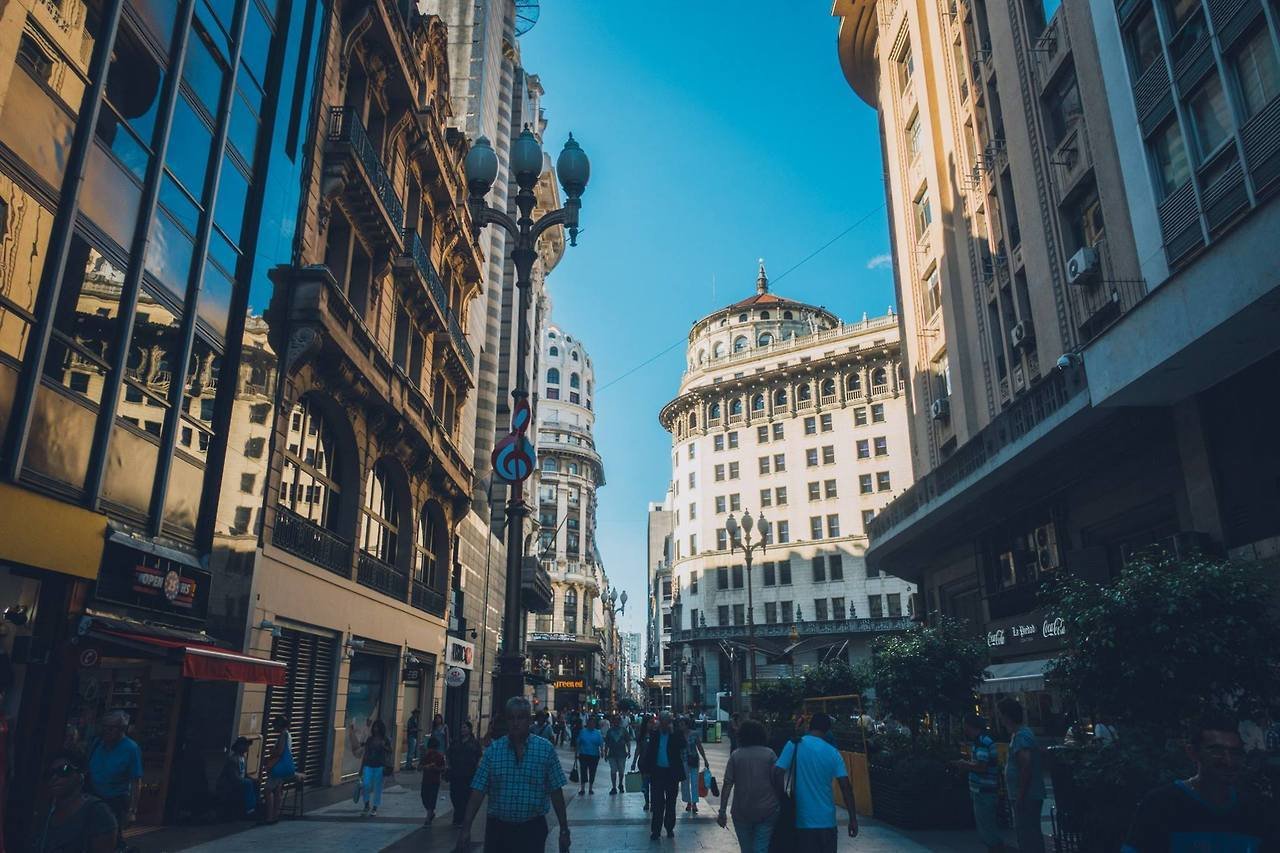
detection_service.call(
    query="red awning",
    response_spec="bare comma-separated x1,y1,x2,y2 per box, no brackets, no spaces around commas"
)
99,629,287,686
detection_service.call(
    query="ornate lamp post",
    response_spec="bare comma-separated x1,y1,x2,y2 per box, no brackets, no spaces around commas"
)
725,509,765,708
604,589,626,712
465,128,589,715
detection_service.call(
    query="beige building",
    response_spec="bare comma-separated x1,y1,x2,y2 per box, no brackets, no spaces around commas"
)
834,0,1280,729
657,265,915,712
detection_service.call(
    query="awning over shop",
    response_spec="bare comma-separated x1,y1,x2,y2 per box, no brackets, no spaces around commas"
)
979,658,1053,695
94,626,287,687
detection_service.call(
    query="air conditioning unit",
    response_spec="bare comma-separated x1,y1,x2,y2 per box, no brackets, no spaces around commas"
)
1066,246,1100,286
930,398,950,421
1009,321,1033,348
1035,524,1060,571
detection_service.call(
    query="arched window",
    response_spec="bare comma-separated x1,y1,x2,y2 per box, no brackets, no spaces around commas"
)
542,457,558,472
571,350,580,361
360,461,401,565
281,396,344,528
547,367,560,384
797,384,812,401
570,373,581,389
549,345,558,357
760,311,770,320
752,393,765,412
738,313,748,322
549,331,557,339
821,378,836,397
773,388,787,407
783,311,793,320
414,501,448,591
847,372,862,392
758,332,774,346
872,366,888,386
730,398,743,416
712,341,725,359
733,336,748,352
697,349,706,364
689,411,698,428
567,462,579,475
709,401,722,420
564,587,578,634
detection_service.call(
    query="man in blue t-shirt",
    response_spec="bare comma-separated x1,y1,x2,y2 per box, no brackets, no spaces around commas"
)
88,710,144,849
952,713,1002,852
774,712,858,853
999,697,1046,853
1124,714,1278,852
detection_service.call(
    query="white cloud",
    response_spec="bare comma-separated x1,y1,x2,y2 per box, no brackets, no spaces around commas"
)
866,253,893,270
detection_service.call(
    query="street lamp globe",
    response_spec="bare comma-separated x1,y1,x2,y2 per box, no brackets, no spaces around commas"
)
741,510,755,534
620,590,628,608
464,136,498,198
557,133,590,199
511,125,544,188
725,512,739,540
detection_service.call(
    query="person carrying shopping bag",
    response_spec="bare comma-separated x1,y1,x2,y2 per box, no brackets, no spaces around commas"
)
352,720,392,817
678,717,709,815
575,715,604,795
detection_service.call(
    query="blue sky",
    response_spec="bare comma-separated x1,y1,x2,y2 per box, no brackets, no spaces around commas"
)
519,4,896,638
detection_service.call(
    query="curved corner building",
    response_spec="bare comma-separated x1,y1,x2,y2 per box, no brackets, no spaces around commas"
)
656,264,916,713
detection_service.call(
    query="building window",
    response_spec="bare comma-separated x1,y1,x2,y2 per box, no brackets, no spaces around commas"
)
822,445,835,465
569,392,580,404
808,482,821,501
734,336,748,352
859,474,874,494
778,560,793,585
715,495,727,514
760,488,772,507
832,596,846,619
728,461,740,479
360,462,401,565
1150,118,1191,198
759,456,771,475
827,514,841,537
871,404,885,423
862,509,875,529
714,434,725,451
804,416,817,435
718,567,729,589
867,559,881,579
775,487,788,506
854,407,868,426
924,268,942,318
898,43,915,93
689,534,698,554
777,521,790,544
829,555,844,580
888,593,903,617
688,443,696,459
772,422,784,440
547,367,560,384
907,112,922,160
914,190,933,239
868,595,884,618
718,605,730,626
690,502,697,520
1044,71,1083,148
765,602,778,623
857,439,870,459
773,453,786,472
764,562,776,585
690,570,699,593
874,436,888,456
781,601,794,622
824,479,838,499
757,425,769,443
820,413,833,432
810,516,824,539
877,472,892,492
1185,73,1233,163
732,565,744,588
730,493,741,511
689,472,696,488
280,397,343,528
728,431,739,448
806,448,819,467
689,608,699,629
1232,28,1280,119
812,556,826,582
240,473,256,494
733,604,745,624
715,464,726,482
717,528,728,549
546,388,560,400
814,599,829,621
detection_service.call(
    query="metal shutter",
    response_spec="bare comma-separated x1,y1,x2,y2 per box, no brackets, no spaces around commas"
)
265,629,337,787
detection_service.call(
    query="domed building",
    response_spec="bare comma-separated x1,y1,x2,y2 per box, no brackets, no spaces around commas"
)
655,263,917,713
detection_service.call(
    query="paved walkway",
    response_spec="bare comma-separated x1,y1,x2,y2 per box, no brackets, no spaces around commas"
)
137,738,1001,852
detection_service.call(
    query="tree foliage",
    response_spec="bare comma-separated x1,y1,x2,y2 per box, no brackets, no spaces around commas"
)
1044,551,1280,731
751,678,806,718
869,616,988,734
801,659,871,699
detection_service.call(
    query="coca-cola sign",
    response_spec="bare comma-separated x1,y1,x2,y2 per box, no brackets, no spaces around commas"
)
986,609,1067,658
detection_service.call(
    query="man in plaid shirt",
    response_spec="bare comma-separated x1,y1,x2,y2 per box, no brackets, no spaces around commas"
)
454,696,571,853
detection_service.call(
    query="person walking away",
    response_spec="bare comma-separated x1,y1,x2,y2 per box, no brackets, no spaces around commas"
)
773,712,859,853
430,714,450,756
531,713,553,742
553,713,566,747
998,698,1045,853
452,697,570,853
604,714,630,794
638,711,687,840
952,714,1003,853
717,719,780,853
260,714,295,824
404,710,421,770
33,749,118,853
354,720,391,816
576,715,604,795
215,738,256,821
680,717,709,814
87,711,142,849
446,722,482,827
632,715,656,811
419,736,447,824
1123,713,1279,851
727,714,741,753
570,712,583,753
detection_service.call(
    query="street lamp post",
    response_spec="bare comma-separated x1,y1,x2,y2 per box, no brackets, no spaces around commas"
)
465,127,590,716
604,588,627,712
725,510,765,710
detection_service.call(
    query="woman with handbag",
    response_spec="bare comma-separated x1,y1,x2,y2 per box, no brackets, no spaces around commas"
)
352,720,391,817
575,715,604,795
632,715,656,810
717,720,780,853
678,717,709,814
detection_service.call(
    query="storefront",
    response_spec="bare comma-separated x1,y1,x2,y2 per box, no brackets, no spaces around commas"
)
979,609,1071,737
441,636,473,734
399,649,437,766
340,639,402,779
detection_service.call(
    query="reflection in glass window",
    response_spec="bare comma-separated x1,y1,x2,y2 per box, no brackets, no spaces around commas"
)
1232,29,1280,120
1151,119,1191,197
281,396,342,528
45,238,126,405
360,461,400,564
1186,74,1232,162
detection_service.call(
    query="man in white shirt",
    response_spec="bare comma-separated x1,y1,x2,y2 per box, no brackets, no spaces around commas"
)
774,713,858,853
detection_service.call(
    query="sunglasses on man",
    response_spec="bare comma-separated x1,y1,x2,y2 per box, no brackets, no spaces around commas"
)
49,763,83,779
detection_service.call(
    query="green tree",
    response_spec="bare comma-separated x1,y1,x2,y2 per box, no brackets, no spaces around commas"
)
751,678,806,719
869,616,988,737
1045,551,1280,730
801,659,870,699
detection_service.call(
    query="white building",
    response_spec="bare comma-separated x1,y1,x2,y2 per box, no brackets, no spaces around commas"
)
656,264,917,712
526,323,612,712
645,496,674,709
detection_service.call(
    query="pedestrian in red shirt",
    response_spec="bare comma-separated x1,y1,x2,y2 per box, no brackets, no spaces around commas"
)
419,736,447,824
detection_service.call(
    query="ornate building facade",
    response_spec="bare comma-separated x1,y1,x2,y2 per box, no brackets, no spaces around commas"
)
657,265,915,713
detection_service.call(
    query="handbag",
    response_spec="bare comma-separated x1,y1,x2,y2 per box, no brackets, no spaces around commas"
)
569,757,580,784
768,737,803,853
705,768,719,797
698,772,708,798
624,771,644,793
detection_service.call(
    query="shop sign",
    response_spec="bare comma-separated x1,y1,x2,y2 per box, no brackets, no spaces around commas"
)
554,679,585,690
402,667,422,685
530,632,579,644
95,543,211,624
986,610,1067,657
79,648,100,668
445,666,467,688
446,637,475,670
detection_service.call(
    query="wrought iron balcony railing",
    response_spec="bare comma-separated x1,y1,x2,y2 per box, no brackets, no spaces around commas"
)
357,550,409,600
670,616,912,644
448,310,474,371
403,229,449,316
327,106,405,231
411,580,447,616
273,506,352,578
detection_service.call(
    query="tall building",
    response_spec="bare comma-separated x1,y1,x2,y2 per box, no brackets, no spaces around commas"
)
623,630,643,703
656,264,915,713
834,0,1280,727
644,495,674,708
0,0,322,837
243,3,482,786
527,321,611,711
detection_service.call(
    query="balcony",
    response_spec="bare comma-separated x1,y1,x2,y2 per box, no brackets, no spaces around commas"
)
326,106,405,253
411,580,447,617
671,616,913,644
394,230,449,331
357,551,409,601
521,555,554,613
273,506,352,578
